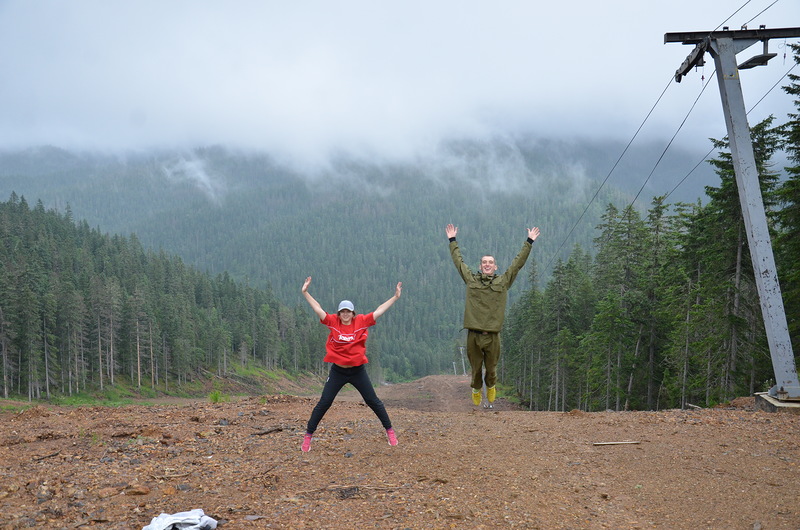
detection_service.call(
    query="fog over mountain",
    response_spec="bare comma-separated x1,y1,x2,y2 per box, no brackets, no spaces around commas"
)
0,131,783,382
1,1,796,169
1,134,718,223
0,124,776,297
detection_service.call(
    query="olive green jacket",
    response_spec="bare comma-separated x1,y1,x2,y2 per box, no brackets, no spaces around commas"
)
449,238,533,333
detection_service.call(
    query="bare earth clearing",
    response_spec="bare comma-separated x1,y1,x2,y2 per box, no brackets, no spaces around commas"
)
1,374,799,529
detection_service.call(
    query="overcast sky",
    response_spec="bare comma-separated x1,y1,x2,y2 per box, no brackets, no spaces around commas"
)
1,0,798,166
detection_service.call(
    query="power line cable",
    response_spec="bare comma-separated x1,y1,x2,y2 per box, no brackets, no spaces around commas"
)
628,71,717,207
714,0,754,31
540,76,674,273
742,0,780,28
658,0,791,201
748,60,797,111
664,147,715,202
664,60,798,201
539,0,780,275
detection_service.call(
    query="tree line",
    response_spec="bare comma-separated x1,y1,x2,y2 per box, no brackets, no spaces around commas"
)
2,49,798,405
0,195,325,400
0,129,687,385
501,46,800,410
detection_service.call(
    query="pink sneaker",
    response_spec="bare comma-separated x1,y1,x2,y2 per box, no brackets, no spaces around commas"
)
386,428,398,446
301,432,312,452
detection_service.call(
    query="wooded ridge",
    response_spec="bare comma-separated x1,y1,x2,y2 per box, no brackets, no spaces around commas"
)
1,47,799,408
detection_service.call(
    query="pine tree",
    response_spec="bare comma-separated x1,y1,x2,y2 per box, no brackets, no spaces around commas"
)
776,43,800,349
678,116,781,404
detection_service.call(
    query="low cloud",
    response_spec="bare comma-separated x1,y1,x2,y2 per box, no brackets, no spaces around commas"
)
0,1,796,165
161,156,227,204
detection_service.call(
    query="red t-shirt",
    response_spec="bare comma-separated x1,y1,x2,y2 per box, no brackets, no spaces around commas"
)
321,312,376,366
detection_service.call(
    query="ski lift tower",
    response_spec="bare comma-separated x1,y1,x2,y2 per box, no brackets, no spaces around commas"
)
665,26,800,411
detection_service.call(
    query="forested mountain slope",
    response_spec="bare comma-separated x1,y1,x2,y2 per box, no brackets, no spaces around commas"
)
0,196,324,400
0,136,715,381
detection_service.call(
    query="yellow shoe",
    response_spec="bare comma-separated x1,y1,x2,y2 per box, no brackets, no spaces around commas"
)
471,389,481,406
487,386,496,403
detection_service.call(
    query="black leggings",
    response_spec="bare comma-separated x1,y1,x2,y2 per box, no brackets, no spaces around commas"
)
306,364,392,434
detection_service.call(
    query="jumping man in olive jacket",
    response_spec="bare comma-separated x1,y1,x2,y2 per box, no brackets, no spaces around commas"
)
446,223,541,407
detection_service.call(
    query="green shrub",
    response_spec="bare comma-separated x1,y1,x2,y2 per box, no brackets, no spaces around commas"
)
208,390,229,403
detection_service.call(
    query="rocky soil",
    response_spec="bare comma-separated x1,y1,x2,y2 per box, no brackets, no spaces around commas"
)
1,374,799,529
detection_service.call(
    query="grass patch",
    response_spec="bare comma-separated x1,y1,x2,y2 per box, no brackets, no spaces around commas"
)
232,362,263,377
2,365,319,406
230,363,289,381
136,386,158,399
0,403,30,413
496,382,523,405
263,370,280,381
47,390,132,407
208,390,230,403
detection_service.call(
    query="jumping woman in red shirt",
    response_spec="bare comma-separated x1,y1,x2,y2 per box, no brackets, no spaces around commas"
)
300,276,402,452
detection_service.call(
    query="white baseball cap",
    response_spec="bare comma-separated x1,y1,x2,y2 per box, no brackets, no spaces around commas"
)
337,300,355,312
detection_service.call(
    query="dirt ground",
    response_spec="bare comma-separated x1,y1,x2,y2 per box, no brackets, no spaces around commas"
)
1,374,799,529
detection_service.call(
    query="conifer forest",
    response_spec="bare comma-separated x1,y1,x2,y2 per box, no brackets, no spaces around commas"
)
1,47,799,411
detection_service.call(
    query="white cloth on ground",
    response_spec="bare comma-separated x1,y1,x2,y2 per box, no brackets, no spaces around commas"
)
142,508,217,530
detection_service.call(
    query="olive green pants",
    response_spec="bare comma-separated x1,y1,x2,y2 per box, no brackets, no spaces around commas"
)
467,330,500,390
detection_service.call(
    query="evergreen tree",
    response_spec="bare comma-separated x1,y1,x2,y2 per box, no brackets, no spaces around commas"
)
503,265,546,409
776,43,800,349
587,204,649,410
0,195,322,400
651,118,782,407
